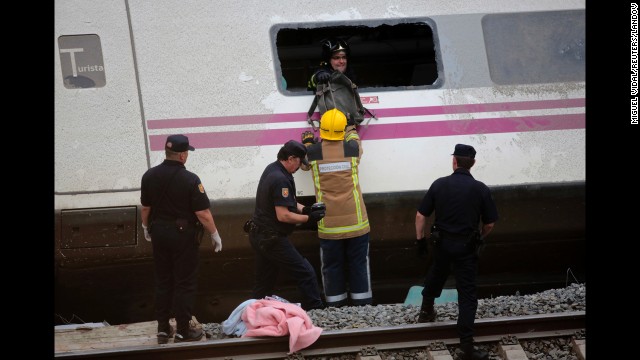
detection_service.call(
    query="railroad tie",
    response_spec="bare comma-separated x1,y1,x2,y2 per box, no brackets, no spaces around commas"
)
499,335,528,360
356,346,382,360
572,329,586,360
427,341,453,360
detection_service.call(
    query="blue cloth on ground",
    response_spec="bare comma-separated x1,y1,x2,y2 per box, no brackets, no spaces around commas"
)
222,299,257,336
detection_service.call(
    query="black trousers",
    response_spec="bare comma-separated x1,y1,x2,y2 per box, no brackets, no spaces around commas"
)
249,231,324,310
422,236,478,341
151,220,199,332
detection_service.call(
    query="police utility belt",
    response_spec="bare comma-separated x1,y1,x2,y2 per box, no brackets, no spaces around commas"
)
152,217,202,232
244,219,284,251
243,219,283,237
431,225,481,246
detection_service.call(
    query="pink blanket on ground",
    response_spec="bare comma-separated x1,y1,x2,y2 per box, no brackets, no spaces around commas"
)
241,299,323,353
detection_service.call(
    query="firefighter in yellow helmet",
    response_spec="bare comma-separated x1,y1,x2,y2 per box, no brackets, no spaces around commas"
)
300,108,372,307
319,108,347,140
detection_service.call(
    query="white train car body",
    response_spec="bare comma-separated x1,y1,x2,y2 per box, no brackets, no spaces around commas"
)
55,0,585,324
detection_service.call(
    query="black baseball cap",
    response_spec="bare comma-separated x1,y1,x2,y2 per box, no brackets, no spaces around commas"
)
281,140,309,166
165,134,195,152
452,144,476,158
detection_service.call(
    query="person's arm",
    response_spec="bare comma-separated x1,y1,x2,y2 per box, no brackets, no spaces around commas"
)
314,69,331,84
480,222,495,240
275,205,309,224
415,211,428,240
195,208,218,235
308,67,332,90
141,206,151,227
296,202,307,214
300,131,316,171
141,205,152,242
414,211,430,257
345,124,358,139
196,208,222,252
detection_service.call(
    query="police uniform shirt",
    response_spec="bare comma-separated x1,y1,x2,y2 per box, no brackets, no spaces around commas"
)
252,160,299,235
417,168,498,235
141,160,210,223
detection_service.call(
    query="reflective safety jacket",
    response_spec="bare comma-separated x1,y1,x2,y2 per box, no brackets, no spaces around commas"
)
303,125,370,239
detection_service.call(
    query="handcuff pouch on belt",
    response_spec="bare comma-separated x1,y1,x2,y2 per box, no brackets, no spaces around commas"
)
175,218,203,244
176,218,189,232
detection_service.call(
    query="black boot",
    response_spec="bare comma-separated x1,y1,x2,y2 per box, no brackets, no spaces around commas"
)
460,339,489,360
156,321,175,344
418,296,436,322
175,328,203,342
175,321,204,343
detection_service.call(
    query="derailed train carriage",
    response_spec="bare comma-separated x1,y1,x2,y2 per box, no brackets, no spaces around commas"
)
54,0,585,325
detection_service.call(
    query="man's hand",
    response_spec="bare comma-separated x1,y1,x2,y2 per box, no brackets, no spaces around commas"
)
302,205,312,215
315,70,331,83
307,209,326,224
415,237,428,258
211,230,222,252
142,223,151,242
301,131,317,146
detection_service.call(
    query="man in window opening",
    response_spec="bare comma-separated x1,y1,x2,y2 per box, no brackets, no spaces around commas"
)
307,37,366,128
307,37,357,91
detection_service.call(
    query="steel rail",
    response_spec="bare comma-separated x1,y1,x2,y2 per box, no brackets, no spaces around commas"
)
54,311,585,360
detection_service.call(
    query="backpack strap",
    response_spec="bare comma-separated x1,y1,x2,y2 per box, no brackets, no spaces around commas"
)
306,91,320,131
307,82,334,131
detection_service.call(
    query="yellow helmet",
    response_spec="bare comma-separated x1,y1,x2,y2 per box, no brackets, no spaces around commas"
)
320,109,347,140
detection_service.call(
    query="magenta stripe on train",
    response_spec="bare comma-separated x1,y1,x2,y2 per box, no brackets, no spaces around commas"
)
149,113,584,151
146,98,585,129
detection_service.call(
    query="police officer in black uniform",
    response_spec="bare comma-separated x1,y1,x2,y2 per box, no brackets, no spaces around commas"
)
414,144,498,360
141,134,223,344
247,140,326,310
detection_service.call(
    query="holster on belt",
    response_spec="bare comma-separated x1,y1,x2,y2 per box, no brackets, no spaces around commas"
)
243,219,258,233
244,219,278,251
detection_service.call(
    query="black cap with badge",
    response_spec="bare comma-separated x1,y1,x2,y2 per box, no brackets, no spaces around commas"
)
281,140,309,166
451,144,476,159
165,134,195,152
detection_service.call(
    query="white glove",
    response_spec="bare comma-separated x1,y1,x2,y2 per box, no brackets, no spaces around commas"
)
142,223,151,242
211,230,222,252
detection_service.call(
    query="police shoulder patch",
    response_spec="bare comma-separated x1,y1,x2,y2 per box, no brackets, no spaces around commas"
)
281,188,289,198
198,183,205,193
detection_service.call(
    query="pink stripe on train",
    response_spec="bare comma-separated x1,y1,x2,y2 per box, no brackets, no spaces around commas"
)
149,113,584,151
146,98,585,129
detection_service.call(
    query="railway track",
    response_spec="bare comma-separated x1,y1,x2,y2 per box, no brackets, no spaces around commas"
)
55,311,585,359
